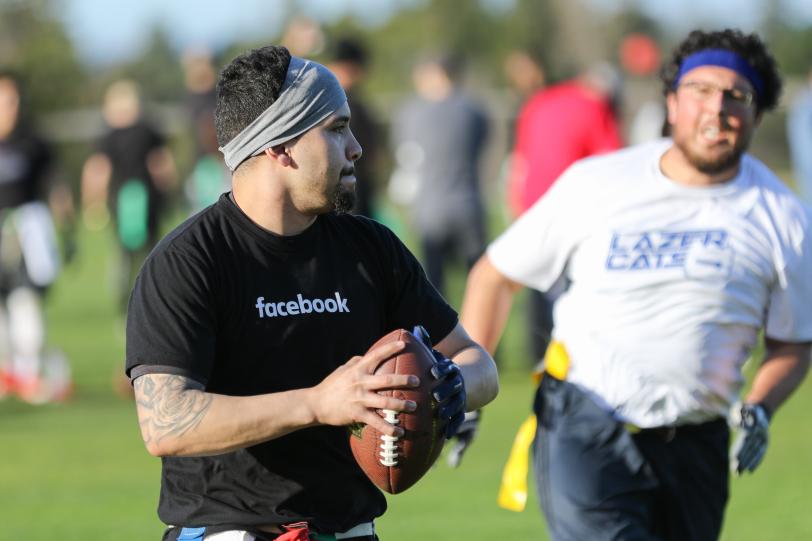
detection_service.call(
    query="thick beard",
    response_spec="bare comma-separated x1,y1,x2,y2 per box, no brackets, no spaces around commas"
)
332,183,356,214
676,131,751,176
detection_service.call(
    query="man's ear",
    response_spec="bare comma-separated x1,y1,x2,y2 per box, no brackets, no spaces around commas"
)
265,145,292,167
666,91,678,126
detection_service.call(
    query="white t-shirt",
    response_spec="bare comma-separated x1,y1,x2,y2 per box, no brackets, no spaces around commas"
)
489,139,812,427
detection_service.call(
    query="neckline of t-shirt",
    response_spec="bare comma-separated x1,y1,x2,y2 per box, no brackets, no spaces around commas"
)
650,142,750,197
217,192,321,253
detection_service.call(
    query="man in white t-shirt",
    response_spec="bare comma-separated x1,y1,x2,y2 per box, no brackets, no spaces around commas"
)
461,28,812,541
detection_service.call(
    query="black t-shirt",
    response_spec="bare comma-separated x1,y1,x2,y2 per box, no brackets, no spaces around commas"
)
96,121,164,201
0,126,53,211
126,193,458,532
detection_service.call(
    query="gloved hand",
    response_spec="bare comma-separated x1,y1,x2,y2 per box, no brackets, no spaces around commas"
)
446,409,481,468
730,402,770,475
412,325,466,439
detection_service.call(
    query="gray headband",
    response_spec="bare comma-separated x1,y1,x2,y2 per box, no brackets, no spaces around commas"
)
219,56,347,171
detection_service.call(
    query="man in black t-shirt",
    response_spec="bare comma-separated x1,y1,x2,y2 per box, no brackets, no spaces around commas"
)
81,79,176,312
126,45,498,541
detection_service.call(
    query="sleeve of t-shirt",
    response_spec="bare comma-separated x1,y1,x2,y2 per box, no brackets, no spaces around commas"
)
487,163,588,292
125,246,217,384
377,224,458,345
765,206,812,342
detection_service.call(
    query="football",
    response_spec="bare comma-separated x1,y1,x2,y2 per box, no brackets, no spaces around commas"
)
349,328,445,494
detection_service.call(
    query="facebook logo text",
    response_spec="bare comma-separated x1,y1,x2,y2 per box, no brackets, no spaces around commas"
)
255,292,350,318
605,229,728,271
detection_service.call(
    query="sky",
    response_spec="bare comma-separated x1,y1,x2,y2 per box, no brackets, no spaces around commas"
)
57,0,812,67
58,0,413,66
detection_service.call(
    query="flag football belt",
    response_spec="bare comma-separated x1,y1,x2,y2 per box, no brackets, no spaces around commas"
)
176,521,375,540
497,341,570,512
274,520,376,541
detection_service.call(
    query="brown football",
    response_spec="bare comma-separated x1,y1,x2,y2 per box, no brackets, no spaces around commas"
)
349,328,445,494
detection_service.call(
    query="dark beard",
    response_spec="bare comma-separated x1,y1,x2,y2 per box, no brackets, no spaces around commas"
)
332,184,356,214
685,144,744,175
677,129,752,176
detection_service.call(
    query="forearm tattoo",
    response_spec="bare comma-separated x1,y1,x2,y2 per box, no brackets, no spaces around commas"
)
134,374,212,446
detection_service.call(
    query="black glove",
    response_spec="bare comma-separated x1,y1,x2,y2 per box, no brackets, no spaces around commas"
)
412,325,466,439
446,409,481,468
730,402,770,475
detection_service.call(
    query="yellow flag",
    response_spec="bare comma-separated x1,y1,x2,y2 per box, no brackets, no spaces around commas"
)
497,340,571,512
497,414,538,511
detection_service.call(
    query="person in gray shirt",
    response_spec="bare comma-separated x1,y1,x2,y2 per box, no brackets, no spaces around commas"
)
392,53,489,295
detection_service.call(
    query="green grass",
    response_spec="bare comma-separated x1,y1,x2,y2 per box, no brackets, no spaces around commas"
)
1,220,811,540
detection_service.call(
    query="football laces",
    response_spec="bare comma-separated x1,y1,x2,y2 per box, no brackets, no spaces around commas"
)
379,409,400,466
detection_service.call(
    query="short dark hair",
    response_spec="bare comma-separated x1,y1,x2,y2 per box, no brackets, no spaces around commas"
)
660,29,782,113
435,52,465,83
331,38,368,69
214,45,292,149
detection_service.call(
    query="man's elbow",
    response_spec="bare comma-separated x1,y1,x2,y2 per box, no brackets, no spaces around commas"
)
482,358,500,406
141,431,187,457
143,437,173,457
465,351,500,410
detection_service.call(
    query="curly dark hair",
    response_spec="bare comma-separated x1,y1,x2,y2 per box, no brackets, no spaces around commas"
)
214,45,292,150
660,29,782,113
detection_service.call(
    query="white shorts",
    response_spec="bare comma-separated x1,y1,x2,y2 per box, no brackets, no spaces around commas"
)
192,521,376,540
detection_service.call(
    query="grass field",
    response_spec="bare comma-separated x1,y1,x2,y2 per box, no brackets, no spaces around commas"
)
1,220,811,540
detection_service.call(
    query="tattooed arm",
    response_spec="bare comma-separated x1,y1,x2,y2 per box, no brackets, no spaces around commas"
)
133,373,317,457
132,338,419,457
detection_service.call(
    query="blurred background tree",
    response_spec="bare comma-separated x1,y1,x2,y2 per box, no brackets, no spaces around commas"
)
0,0,85,111
2,0,812,210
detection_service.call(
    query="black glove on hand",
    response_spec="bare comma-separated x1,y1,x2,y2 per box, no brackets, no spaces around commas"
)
446,409,481,468
412,325,466,439
730,402,770,475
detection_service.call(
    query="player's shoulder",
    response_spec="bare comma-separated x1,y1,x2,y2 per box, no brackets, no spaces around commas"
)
325,212,400,243
743,154,812,225
146,199,226,267
555,140,666,193
325,213,417,264
576,139,665,171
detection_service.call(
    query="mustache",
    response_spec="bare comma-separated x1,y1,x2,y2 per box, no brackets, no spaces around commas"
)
340,166,355,176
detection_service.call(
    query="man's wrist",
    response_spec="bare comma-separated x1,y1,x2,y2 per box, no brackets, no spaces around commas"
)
299,387,321,427
746,401,772,421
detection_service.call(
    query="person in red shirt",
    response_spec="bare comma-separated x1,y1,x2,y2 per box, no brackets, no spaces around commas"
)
508,64,623,216
506,63,623,365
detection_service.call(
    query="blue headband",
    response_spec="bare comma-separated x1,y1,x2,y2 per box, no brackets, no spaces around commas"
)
675,48,764,99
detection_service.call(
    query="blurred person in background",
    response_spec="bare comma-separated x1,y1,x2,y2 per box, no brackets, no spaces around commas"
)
462,29,811,541
182,48,231,213
503,49,546,105
81,79,176,313
390,53,490,468
506,61,623,367
390,53,489,297
326,37,381,218
620,33,669,145
786,61,812,206
0,71,73,403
